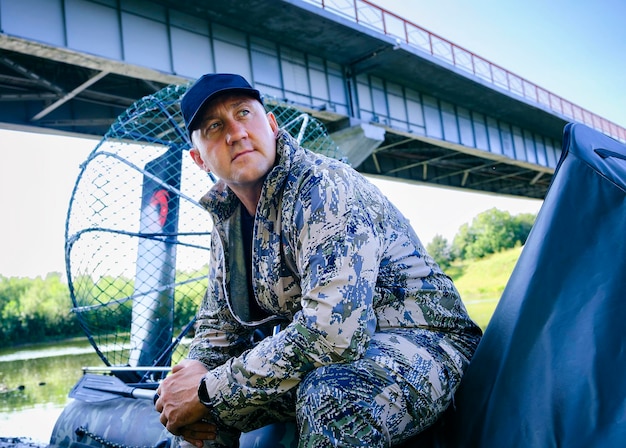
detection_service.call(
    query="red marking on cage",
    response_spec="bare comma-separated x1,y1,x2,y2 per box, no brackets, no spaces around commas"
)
150,189,169,227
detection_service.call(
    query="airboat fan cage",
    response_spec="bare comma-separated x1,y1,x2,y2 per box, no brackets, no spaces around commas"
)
64,82,343,375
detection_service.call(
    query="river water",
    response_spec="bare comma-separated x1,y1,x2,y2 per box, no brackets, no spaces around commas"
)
0,339,102,444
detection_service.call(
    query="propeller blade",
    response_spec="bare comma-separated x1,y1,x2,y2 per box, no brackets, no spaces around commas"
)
69,373,156,403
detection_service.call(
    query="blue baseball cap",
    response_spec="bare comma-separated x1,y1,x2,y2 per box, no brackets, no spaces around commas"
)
181,73,262,137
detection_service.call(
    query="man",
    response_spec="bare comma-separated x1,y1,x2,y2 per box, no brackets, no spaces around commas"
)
155,73,482,447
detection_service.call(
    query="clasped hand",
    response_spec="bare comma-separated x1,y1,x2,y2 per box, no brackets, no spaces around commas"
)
155,359,217,447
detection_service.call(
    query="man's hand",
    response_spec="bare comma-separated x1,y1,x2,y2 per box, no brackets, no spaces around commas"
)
178,419,219,448
155,359,214,441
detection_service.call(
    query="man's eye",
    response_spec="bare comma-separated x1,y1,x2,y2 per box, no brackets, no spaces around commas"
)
238,109,250,117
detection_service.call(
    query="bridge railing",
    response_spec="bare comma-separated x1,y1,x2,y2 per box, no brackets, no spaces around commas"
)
303,0,626,142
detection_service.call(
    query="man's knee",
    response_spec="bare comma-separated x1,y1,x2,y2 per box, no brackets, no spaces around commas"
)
297,363,375,411
296,363,395,447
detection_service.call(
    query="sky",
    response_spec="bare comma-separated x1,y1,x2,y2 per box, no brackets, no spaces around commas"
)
1,0,624,279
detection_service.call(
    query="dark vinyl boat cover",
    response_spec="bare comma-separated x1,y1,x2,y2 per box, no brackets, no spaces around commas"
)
430,123,626,447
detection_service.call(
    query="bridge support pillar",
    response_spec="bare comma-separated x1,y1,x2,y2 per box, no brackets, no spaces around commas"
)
331,121,385,168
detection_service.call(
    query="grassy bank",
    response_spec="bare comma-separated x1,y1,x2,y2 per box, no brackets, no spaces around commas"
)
449,246,523,330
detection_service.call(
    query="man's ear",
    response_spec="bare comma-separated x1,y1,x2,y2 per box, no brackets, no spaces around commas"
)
267,111,279,134
189,147,208,172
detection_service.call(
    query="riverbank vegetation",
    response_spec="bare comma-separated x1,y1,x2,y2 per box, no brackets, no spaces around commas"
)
0,274,81,349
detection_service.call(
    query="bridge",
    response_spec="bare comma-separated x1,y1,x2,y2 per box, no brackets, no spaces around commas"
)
1,0,624,200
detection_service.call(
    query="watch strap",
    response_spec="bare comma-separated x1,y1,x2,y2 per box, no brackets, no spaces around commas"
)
198,376,213,408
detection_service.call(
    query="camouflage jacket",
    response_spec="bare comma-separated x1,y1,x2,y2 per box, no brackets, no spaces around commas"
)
188,130,481,426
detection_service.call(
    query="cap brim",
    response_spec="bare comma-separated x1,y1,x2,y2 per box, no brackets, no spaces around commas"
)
186,87,262,136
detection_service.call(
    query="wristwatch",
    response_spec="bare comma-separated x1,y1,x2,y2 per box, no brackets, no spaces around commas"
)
198,376,213,409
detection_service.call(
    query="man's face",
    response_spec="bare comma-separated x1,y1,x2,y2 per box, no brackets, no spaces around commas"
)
189,93,279,196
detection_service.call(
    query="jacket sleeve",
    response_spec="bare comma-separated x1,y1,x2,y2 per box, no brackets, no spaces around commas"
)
202,166,383,426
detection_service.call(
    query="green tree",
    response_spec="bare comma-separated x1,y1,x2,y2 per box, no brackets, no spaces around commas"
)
427,234,452,269
0,274,82,346
513,212,536,245
0,276,32,344
451,222,475,261
19,273,78,340
452,208,536,260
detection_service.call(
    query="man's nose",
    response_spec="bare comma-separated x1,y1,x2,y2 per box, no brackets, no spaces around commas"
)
225,121,246,145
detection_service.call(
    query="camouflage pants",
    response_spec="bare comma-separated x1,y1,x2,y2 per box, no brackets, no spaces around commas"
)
296,330,462,447
177,330,465,447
